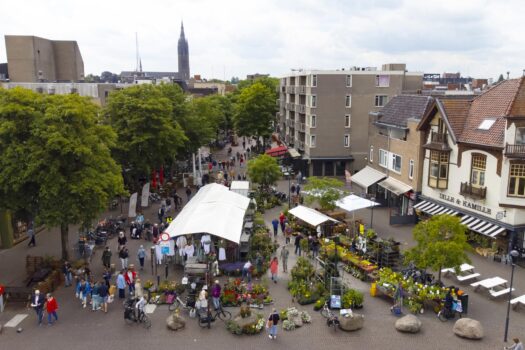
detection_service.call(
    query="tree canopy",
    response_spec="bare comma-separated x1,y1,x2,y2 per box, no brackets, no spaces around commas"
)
303,177,346,211
247,154,281,191
233,82,277,140
103,84,187,186
0,88,124,259
404,214,471,281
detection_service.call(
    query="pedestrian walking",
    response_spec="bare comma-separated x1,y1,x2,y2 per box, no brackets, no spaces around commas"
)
165,197,172,213
117,232,127,251
119,247,129,270
290,183,296,196
30,289,45,325
279,212,286,234
255,253,263,278
296,184,301,196
185,186,192,202
102,246,112,269
45,293,58,325
267,308,280,340
269,257,279,283
125,266,137,294
116,270,126,299
211,280,221,310
27,225,36,247
137,245,146,270
242,260,252,282
280,246,289,272
284,224,292,244
98,281,109,313
157,205,165,223
75,279,91,308
91,281,101,311
294,234,302,255
62,261,73,287
103,268,112,288
271,218,279,238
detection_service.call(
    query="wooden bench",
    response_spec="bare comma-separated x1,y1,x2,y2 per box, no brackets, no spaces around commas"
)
511,295,525,310
489,288,514,298
456,273,480,282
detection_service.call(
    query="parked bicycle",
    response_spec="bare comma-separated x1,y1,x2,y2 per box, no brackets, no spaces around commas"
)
198,303,232,329
437,299,462,322
319,301,339,331
123,297,151,329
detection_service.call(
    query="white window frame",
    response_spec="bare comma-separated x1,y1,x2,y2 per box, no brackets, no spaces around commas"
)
345,94,351,108
311,95,317,108
310,115,316,128
369,146,374,163
375,75,390,87
379,149,388,168
409,159,414,179
312,75,317,87
344,134,350,148
310,134,316,148
345,114,351,128
346,75,352,87
390,153,402,174
375,95,388,107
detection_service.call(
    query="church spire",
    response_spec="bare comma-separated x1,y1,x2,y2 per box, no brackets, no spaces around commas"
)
180,21,185,39
178,21,190,81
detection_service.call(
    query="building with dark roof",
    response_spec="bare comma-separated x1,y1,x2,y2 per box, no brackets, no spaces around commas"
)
415,77,525,261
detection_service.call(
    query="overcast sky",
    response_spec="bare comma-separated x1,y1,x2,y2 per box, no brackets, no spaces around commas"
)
1,0,523,80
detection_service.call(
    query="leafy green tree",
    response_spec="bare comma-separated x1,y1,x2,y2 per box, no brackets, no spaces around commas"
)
84,74,101,83
304,177,346,211
233,82,277,144
497,74,505,83
246,154,281,192
0,89,124,260
104,84,187,187
404,214,471,281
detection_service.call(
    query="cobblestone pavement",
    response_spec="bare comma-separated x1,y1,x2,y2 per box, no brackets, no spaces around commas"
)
1,139,524,349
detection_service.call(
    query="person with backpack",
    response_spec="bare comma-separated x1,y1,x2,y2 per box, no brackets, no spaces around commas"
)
158,205,165,223
267,308,280,340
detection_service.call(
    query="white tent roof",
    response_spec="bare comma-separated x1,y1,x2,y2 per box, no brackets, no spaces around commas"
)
165,183,250,244
288,205,339,227
230,181,249,190
336,194,379,213
351,166,386,189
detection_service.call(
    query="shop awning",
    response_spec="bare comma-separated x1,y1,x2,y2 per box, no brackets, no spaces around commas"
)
288,148,301,158
288,205,339,227
378,177,412,196
165,183,250,244
460,215,506,238
413,200,458,216
351,166,386,189
336,194,379,213
265,145,288,157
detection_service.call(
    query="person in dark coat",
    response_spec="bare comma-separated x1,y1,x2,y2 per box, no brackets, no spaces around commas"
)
30,289,45,325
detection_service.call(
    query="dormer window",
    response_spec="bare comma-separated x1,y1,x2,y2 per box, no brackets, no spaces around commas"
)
478,119,496,130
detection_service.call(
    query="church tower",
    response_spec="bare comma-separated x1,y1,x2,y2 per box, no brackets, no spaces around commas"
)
178,22,190,80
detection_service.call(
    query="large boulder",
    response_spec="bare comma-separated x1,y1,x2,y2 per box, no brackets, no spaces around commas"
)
453,318,483,340
289,313,303,327
395,314,422,333
233,314,259,328
339,313,364,331
166,313,186,331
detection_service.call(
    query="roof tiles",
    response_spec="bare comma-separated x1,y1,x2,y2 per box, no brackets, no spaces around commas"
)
377,95,433,127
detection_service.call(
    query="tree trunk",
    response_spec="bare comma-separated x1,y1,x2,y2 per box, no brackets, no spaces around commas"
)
60,222,69,261
438,265,442,282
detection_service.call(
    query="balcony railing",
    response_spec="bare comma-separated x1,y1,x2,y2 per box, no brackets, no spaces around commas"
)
285,86,295,94
286,103,295,111
296,140,305,150
430,131,448,143
295,122,306,132
505,144,525,158
298,85,306,94
296,104,306,113
460,182,486,199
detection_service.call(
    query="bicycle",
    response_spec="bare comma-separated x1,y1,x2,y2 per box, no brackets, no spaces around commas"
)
168,294,196,313
124,306,151,329
319,301,339,331
437,300,462,322
198,304,232,329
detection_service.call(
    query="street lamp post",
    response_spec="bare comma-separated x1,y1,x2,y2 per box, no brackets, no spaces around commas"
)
370,197,376,229
284,172,291,208
504,249,519,342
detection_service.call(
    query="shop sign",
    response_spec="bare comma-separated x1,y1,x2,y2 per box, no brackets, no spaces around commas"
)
438,193,492,215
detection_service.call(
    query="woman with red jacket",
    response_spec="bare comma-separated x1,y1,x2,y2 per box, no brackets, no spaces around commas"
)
46,293,58,325
124,266,137,294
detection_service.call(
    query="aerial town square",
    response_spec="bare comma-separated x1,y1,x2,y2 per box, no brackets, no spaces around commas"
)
1,1,525,349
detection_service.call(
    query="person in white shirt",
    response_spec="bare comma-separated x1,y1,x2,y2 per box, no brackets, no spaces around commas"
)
506,338,524,350
242,261,252,282
135,295,146,319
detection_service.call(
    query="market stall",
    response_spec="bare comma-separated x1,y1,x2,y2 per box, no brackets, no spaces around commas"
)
288,205,339,233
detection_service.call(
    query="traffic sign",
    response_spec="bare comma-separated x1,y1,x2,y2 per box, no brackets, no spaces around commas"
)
160,241,170,255
160,232,170,242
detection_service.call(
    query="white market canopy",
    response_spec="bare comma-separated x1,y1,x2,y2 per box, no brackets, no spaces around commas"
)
230,181,249,191
165,183,250,244
288,205,339,227
351,166,386,189
336,194,379,213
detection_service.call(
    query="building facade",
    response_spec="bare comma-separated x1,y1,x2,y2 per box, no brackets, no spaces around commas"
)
277,64,423,176
5,35,84,82
355,95,433,224
415,77,525,260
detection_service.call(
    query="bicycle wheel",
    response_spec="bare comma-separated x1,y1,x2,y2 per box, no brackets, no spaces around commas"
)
217,309,232,321
141,315,152,329
168,299,180,312
437,310,447,322
320,308,329,318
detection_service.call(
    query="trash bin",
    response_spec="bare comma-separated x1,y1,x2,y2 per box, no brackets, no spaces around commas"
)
459,294,468,314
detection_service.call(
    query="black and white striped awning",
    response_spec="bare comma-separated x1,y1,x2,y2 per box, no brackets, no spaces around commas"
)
460,215,507,238
413,200,458,216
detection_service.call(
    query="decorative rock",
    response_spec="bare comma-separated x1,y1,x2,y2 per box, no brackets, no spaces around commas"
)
289,313,303,327
395,314,422,333
233,314,258,328
453,318,483,340
338,313,364,331
166,313,186,331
